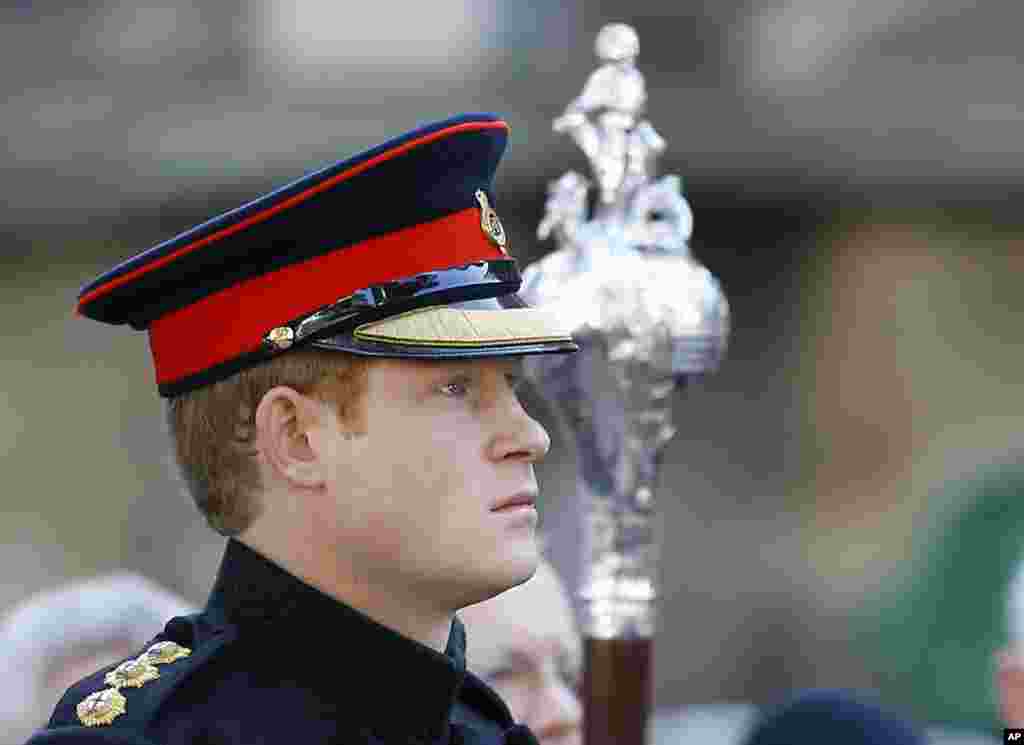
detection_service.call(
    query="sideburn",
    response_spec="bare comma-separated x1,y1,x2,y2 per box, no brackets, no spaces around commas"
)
311,359,370,438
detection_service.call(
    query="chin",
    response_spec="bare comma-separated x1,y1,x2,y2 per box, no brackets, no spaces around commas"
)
461,543,539,606
497,540,541,590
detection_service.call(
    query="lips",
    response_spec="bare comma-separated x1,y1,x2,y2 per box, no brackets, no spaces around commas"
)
491,491,538,511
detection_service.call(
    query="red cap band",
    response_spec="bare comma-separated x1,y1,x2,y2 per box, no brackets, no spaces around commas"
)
149,207,504,386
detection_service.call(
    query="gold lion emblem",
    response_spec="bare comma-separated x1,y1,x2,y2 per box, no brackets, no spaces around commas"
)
474,190,508,253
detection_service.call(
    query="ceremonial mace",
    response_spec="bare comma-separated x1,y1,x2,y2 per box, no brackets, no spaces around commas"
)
521,24,730,745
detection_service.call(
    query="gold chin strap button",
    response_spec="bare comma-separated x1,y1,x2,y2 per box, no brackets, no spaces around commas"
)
140,640,192,665
265,326,295,350
77,688,126,727
104,658,160,689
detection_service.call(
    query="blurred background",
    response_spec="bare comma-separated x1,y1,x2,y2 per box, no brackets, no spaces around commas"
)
2,0,1023,739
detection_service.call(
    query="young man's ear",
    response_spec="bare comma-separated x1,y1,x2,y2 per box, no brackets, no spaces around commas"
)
254,386,327,489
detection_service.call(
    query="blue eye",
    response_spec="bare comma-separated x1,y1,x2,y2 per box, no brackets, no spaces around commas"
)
439,376,472,397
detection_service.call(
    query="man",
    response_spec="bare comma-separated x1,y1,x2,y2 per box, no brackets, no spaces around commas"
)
0,573,190,743
997,555,1024,727
460,557,583,745
862,457,1024,733
28,113,577,744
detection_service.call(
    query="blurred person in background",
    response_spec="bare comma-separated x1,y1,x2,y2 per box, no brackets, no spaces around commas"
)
460,548,759,745
859,456,1024,738
995,552,1024,727
460,555,583,745
0,572,190,744
741,689,924,745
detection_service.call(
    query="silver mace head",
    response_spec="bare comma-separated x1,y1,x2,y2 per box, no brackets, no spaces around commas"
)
522,212,729,380
523,17,728,386
521,22,729,639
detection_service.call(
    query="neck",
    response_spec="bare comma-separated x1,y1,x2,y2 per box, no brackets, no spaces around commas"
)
240,522,454,652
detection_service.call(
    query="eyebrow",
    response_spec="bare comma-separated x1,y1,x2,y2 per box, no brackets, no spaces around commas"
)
427,359,524,383
413,362,473,385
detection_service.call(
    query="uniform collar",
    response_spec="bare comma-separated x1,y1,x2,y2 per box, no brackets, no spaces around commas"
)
206,539,468,741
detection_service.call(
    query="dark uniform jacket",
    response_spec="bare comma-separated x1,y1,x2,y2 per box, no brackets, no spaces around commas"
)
27,539,539,745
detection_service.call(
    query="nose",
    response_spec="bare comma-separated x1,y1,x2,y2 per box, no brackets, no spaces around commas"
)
487,390,551,463
528,676,582,745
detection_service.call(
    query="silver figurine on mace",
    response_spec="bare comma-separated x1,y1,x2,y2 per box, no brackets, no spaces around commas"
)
521,23,730,745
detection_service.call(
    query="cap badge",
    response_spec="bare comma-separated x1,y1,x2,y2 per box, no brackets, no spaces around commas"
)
104,658,160,689
140,640,192,665
77,688,126,727
475,190,508,253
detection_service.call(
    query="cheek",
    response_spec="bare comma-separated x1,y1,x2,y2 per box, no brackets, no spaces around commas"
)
392,419,488,511
383,448,484,543
327,440,471,544
328,424,486,553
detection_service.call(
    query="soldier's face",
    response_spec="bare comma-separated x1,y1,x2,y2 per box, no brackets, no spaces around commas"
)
319,356,551,606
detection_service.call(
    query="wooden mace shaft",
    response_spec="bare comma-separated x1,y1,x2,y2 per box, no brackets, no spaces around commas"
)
582,637,653,745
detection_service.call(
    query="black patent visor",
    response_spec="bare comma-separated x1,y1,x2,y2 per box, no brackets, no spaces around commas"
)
299,260,577,360
264,259,522,350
